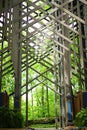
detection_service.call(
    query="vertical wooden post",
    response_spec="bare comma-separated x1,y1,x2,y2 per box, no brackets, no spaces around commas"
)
53,45,58,129
62,0,71,125
0,15,3,91
84,4,87,90
25,2,29,126
77,1,85,90
12,4,22,110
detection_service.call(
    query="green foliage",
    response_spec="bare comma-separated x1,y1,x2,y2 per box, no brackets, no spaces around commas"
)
2,74,14,94
9,96,14,109
0,106,24,128
30,123,55,128
74,108,87,127
14,111,24,128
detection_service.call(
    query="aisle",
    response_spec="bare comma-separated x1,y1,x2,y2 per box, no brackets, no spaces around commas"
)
28,128,60,130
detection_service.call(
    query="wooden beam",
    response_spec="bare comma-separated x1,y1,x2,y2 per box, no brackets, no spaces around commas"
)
52,1,85,24
49,15,79,35
79,0,87,5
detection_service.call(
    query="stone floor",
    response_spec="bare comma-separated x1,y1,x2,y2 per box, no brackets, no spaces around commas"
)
0,126,77,130
28,126,78,130
28,128,62,130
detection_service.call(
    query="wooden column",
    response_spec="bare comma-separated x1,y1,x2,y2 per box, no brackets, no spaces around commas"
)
62,0,71,125
25,3,29,127
84,4,87,90
53,45,58,129
12,4,22,110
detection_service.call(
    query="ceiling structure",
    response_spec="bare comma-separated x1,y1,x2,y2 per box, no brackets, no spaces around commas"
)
0,0,87,127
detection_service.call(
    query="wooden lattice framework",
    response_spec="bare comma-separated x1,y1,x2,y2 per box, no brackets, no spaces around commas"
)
0,0,87,127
